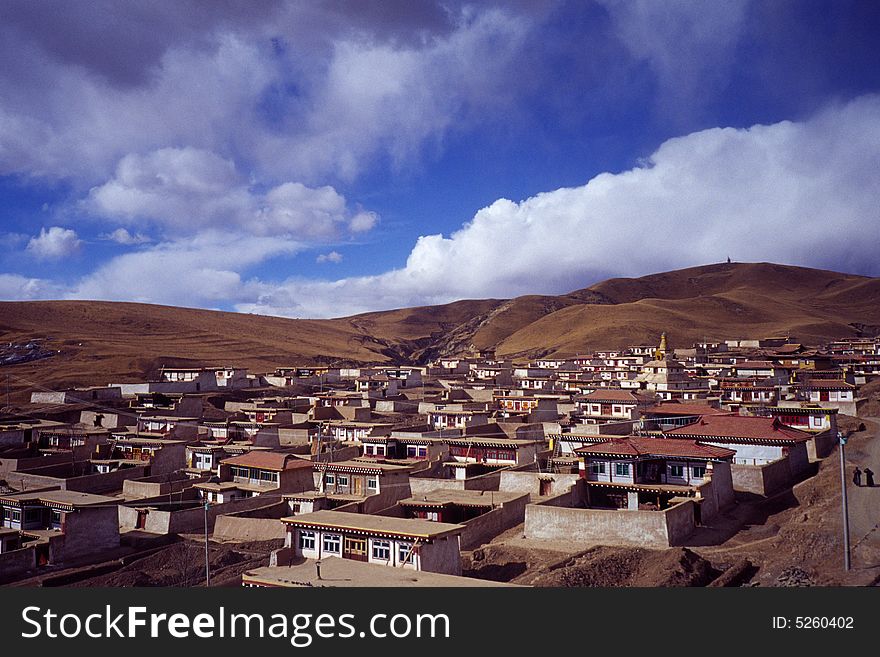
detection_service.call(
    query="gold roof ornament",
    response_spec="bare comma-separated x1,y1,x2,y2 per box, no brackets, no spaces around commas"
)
654,332,668,360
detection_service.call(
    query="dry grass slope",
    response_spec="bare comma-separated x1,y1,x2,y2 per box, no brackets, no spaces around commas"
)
1,262,878,397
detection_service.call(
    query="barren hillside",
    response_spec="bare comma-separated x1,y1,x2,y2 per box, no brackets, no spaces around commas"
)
1,262,878,397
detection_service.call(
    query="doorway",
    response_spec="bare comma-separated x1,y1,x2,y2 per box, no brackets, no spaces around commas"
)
343,537,368,561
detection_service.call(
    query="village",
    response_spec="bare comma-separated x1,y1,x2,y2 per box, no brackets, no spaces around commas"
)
0,332,878,588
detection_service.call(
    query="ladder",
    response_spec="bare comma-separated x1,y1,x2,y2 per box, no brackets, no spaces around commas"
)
398,537,421,567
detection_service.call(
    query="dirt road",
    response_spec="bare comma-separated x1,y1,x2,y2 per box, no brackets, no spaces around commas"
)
845,417,880,569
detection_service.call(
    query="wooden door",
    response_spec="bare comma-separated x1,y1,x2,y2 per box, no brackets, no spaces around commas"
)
343,537,368,561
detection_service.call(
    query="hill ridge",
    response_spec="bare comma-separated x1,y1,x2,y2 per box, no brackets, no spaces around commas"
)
1,262,878,396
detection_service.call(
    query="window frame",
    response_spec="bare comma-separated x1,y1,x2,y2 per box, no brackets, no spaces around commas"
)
299,530,316,551
371,539,391,560
398,542,415,564
322,533,341,554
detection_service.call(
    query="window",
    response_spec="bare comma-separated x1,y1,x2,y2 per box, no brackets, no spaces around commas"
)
407,446,418,457
24,509,42,522
417,447,427,457
337,475,349,487
376,446,386,456
324,474,335,485
692,466,706,479
299,530,316,551
614,463,630,477
260,470,278,483
398,543,415,564
372,539,391,560
322,533,341,554
367,478,378,490
364,445,374,455
590,462,606,475
669,465,684,477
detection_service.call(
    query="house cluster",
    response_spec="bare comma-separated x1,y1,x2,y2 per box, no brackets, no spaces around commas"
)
0,332,876,585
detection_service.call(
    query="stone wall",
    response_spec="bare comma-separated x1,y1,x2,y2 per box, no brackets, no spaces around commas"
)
0,545,38,583
409,470,501,496
5,464,148,494
523,500,696,548
498,471,581,500
731,457,792,496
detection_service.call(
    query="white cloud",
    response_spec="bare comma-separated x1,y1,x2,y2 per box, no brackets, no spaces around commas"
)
0,273,63,300
85,147,375,240
599,0,749,117
26,226,82,260
7,96,878,320
234,95,880,317
101,228,152,245
0,232,28,249
255,9,530,181
68,231,301,308
0,8,531,187
316,251,343,264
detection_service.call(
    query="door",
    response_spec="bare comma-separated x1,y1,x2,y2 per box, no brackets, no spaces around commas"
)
136,510,148,529
539,479,552,496
343,537,368,561
351,477,364,495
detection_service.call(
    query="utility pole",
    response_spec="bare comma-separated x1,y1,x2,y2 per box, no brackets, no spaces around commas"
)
838,432,852,571
204,500,211,586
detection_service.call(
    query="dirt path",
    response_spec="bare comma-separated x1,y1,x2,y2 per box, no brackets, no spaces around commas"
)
845,417,880,569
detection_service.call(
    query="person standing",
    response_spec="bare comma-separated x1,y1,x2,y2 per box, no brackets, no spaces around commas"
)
853,467,862,487
865,468,875,488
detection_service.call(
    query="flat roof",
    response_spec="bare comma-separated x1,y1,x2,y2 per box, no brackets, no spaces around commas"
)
398,489,525,508
242,559,522,587
316,460,413,474
0,490,121,508
282,492,365,502
281,510,465,540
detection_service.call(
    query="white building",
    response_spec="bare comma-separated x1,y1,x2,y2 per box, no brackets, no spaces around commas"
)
281,510,464,575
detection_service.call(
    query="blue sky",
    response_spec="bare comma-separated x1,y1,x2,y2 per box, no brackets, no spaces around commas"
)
1,0,879,317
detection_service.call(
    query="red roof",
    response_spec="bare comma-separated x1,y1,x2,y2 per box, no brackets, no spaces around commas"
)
575,437,735,460
581,389,641,403
221,451,313,471
665,415,812,443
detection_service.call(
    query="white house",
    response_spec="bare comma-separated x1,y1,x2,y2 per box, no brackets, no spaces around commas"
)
281,510,465,575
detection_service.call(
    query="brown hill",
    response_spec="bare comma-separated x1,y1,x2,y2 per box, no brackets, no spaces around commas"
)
1,262,878,399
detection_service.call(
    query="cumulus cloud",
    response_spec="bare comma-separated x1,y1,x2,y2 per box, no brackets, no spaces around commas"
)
316,251,343,264
8,96,879,317
233,95,880,317
26,226,82,260
84,147,377,239
0,273,64,300
67,231,302,307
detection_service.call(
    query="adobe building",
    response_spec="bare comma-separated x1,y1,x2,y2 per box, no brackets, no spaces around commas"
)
280,510,465,575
